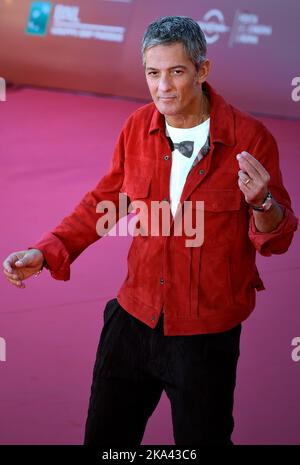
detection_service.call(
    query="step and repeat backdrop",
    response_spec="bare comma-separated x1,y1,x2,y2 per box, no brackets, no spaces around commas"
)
0,0,299,117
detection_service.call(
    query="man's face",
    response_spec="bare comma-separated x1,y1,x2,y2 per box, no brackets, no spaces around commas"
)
144,42,204,121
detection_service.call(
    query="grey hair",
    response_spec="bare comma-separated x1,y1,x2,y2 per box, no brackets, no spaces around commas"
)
141,16,207,70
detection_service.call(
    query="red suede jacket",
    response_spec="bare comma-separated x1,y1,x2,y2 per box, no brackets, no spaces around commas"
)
29,83,298,335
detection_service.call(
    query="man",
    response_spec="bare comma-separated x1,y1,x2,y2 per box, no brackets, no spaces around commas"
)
3,16,298,445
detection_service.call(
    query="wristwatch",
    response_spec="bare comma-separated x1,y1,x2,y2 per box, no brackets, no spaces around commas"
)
251,191,273,212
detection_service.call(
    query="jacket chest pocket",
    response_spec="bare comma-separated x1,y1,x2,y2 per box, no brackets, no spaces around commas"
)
121,173,151,202
121,173,152,235
191,189,244,248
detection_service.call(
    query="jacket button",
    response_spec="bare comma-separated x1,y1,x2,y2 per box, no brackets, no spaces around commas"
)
163,197,168,202
199,169,205,175
151,315,156,321
160,278,165,284
164,155,170,160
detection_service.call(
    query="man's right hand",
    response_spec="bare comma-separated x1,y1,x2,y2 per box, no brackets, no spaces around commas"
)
2,249,45,289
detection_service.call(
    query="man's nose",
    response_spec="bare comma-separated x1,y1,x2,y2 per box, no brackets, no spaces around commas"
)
158,75,172,92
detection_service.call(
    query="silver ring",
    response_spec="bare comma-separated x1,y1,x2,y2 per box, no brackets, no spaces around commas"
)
244,178,251,186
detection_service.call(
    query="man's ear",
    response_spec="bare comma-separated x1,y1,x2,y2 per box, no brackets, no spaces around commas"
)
196,59,211,85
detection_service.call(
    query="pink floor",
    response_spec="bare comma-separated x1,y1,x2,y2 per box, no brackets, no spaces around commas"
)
0,87,299,444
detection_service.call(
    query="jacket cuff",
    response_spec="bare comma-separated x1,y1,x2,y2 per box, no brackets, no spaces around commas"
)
28,232,71,280
248,205,298,256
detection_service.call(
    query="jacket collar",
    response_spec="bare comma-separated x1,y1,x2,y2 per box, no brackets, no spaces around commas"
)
148,81,235,147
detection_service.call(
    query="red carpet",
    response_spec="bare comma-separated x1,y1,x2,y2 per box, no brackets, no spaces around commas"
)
0,87,299,444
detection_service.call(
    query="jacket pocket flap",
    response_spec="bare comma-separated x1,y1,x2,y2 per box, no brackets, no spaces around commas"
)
121,174,151,199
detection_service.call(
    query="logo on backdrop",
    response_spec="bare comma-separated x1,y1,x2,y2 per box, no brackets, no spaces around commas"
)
198,9,272,45
26,2,52,36
291,337,300,362
0,77,6,102
198,9,229,44
26,2,126,42
0,337,6,362
291,77,300,102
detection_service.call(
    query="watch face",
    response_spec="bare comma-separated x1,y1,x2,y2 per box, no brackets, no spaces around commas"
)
263,197,273,211
252,192,272,211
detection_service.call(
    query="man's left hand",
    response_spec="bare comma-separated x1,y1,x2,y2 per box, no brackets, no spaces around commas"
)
236,151,270,206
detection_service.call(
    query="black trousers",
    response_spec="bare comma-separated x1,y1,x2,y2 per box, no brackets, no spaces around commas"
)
84,298,241,446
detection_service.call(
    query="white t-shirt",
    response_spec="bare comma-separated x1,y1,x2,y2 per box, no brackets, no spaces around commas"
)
166,118,210,217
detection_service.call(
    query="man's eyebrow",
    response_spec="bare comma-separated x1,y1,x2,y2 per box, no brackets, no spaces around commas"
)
145,65,187,71
169,65,187,69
